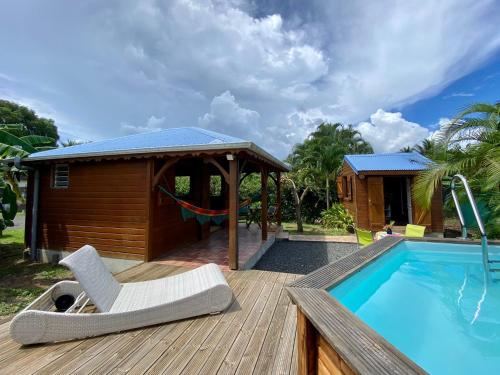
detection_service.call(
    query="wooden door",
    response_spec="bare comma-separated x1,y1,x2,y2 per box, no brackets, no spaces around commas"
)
367,177,385,230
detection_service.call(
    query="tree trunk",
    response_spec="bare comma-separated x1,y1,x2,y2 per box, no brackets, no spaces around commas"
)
292,186,303,233
295,202,303,232
326,176,330,210
284,177,307,233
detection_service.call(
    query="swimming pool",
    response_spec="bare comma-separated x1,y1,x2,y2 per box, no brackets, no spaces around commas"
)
330,240,500,375
287,237,500,374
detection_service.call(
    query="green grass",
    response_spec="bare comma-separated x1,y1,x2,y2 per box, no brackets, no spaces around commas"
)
0,227,72,317
0,287,45,316
282,222,349,236
0,227,24,246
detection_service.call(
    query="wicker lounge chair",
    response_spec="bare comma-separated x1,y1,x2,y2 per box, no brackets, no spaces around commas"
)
10,245,233,345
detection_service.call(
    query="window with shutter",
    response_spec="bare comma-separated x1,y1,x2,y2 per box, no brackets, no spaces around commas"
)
52,164,69,188
336,176,344,199
346,176,353,201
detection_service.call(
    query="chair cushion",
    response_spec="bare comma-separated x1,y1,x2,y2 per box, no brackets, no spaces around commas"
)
109,263,226,313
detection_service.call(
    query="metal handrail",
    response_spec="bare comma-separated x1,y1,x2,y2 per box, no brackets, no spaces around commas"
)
451,174,490,282
451,174,487,238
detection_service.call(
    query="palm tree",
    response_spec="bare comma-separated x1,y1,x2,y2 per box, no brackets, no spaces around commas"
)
293,123,372,209
311,123,372,208
399,146,413,153
413,101,499,235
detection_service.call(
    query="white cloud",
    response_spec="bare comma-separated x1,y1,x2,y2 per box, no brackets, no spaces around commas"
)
199,91,260,139
356,109,431,152
444,92,475,99
121,115,166,134
0,0,499,157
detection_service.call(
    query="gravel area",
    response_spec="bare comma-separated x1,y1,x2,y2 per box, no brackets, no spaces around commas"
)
253,240,358,275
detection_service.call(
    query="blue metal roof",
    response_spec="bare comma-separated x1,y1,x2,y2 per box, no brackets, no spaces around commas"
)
24,126,290,171
344,152,432,174
27,127,247,160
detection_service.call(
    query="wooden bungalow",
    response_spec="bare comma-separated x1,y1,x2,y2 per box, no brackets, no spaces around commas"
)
20,127,289,270
337,152,443,233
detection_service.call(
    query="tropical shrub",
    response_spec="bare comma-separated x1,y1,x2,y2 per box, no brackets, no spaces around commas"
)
0,123,56,236
320,203,354,232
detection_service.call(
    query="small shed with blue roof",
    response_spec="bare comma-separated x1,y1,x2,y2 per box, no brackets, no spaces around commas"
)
337,152,443,232
21,127,289,270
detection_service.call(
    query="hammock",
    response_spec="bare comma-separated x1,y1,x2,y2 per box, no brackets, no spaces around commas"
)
159,186,251,225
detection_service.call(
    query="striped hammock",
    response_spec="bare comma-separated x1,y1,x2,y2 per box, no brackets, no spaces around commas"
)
158,185,251,225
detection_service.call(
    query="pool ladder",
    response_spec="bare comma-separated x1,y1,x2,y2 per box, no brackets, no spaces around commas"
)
451,174,496,282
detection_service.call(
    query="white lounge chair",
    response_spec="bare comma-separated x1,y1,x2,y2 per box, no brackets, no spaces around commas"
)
10,245,233,345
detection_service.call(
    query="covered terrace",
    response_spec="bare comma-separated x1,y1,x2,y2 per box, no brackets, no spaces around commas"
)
148,144,289,270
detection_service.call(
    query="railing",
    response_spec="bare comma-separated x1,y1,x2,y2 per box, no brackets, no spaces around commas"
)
450,174,492,282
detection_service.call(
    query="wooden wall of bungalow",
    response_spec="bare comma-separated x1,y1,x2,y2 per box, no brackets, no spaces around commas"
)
337,162,443,232
25,150,283,263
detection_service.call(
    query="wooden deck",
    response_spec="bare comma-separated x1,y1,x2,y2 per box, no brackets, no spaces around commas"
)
0,263,300,374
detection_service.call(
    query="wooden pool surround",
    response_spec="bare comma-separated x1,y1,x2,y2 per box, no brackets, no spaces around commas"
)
287,237,498,375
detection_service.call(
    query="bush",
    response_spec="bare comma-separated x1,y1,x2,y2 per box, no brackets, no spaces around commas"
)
320,204,354,232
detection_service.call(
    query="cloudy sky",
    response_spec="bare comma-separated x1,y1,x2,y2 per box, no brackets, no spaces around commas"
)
1,0,500,157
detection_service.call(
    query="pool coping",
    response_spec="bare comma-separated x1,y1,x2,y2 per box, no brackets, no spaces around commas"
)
286,237,500,375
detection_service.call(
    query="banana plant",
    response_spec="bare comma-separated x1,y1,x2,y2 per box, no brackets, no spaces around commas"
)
0,124,55,234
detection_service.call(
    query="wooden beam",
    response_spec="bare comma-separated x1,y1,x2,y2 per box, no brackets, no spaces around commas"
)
228,158,239,270
152,158,180,189
261,167,268,241
297,308,317,375
276,171,282,226
204,158,230,184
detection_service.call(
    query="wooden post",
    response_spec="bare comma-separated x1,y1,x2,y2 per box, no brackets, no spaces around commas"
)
297,308,317,375
145,159,154,262
200,163,211,239
261,167,268,241
276,171,282,226
228,156,239,270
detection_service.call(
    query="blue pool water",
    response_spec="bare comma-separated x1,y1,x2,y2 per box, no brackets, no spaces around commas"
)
330,241,500,375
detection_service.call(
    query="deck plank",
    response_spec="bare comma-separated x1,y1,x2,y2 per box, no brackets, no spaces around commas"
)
177,270,262,374
231,281,284,374
156,272,255,375
251,272,297,375
271,301,297,374
189,275,273,374
0,264,300,375
115,272,248,375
